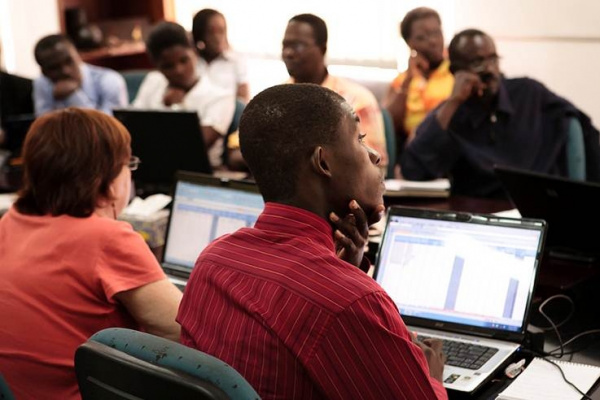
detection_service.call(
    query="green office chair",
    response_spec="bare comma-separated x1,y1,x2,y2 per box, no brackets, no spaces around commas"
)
222,99,246,166
0,373,16,400
75,328,260,400
566,116,586,181
120,70,149,104
381,108,397,178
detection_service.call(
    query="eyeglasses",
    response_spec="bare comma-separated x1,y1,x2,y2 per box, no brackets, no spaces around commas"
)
128,155,141,171
282,40,317,54
466,54,501,73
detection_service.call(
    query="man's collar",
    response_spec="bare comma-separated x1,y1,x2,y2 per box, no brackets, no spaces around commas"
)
255,202,335,251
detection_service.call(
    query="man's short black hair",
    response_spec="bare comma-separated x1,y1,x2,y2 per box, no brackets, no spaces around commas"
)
145,21,192,61
192,8,223,45
34,34,72,64
400,7,441,43
448,28,488,71
289,13,328,54
239,84,347,202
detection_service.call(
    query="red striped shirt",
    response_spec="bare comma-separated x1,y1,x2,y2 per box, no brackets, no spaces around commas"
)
177,203,447,400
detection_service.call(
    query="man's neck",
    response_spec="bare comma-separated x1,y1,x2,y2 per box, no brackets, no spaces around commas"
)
294,67,328,85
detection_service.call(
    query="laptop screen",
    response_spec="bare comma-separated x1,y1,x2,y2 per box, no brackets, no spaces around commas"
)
375,209,545,333
163,179,264,271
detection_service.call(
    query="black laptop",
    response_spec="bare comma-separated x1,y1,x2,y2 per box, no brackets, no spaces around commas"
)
113,109,212,196
2,114,35,158
161,171,264,289
374,206,546,393
495,165,600,261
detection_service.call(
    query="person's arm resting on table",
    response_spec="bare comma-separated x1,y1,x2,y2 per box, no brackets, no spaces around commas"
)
308,291,447,399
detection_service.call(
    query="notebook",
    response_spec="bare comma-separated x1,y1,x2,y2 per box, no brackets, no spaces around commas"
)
494,164,600,262
373,206,547,393
497,357,600,400
113,109,212,196
161,171,264,289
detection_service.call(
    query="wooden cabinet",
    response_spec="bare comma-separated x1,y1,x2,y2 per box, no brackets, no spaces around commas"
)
56,0,174,70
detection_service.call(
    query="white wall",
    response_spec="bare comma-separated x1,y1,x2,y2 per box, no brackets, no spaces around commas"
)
0,0,60,78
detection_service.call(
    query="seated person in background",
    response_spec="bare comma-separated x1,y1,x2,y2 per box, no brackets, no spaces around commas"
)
192,8,250,103
0,44,34,144
400,29,600,198
178,84,447,399
133,21,235,169
33,34,127,116
228,13,388,172
0,108,182,400
383,7,453,143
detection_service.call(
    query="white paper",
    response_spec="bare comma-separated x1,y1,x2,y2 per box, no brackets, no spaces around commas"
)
497,358,600,400
122,194,172,218
493,209,522,218
384,178,450,192
0,193,17,212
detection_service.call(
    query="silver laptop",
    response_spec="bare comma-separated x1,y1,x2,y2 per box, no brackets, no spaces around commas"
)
161,171,264,289
373,206,546,393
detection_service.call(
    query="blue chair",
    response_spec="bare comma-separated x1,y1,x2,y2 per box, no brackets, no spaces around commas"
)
0,373,15,400
75,328,260,400
566,116,586,181
223,99,246,165
381,108,396,178
120,70,149,104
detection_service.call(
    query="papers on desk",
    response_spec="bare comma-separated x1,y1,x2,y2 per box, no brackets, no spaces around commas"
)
122,194,172,218
497,357,600,400
384,178,450,198
0,193,17,214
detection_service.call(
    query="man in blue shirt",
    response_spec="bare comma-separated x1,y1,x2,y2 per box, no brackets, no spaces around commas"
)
400,29,600,198
33,35,127,116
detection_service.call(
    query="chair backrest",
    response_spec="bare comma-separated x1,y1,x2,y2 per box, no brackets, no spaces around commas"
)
566,116,586,181
0,373,15,400
223,99,246,165
120,70,149,103
75,328,260,400
381,107,396,178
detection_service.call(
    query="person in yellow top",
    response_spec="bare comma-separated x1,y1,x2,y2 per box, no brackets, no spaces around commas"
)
383,7,454,143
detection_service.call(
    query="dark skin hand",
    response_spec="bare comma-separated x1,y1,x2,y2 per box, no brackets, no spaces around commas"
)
435,70,484,130
53,79,80,100
163,87,187,107
329,200,385,268
384,51,430,136
411,333,446,382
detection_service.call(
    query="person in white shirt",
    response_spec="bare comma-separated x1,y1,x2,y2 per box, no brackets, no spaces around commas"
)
133,21,234,168
192,9,250,103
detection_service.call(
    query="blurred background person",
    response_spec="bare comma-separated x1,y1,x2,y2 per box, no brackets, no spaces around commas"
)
33,34,127,116
192,8,250,103
383,7,453,151
133,21,234,169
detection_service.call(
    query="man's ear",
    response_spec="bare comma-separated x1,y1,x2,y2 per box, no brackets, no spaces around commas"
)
311,146,332,178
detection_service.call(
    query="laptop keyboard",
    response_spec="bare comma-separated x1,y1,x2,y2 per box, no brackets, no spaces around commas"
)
418,335,498,370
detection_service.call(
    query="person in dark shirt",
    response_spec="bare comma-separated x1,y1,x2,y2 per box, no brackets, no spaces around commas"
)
400,28,600,198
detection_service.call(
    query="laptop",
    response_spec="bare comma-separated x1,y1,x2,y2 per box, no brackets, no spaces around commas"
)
113,109,212,196
494,164,600,262
373,206,546,393
2,114,35,158
161,171,264,289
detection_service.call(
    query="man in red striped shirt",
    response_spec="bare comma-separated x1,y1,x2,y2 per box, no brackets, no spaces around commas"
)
177,84,447,399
